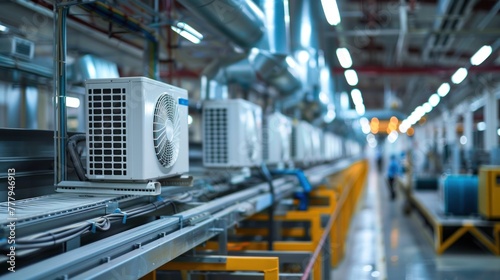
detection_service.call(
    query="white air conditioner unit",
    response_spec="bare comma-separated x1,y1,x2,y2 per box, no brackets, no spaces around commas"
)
292,121,314,164
203,99,262,168
85,77,189,181
0,36,35,60
323,132,336,161
263,112,292,164
311,127,323,162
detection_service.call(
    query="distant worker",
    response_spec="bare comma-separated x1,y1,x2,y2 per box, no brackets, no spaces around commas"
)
387,154,400,200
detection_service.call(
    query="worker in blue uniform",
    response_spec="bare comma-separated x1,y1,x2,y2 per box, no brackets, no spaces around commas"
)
387,154,400,200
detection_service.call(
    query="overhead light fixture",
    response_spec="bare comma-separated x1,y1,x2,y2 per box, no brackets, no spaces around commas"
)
345,69,358,86
355,104,365,115
321,0,341,25
423,102,432,113
336,48,352,68
323,104,336,123
0,23,8,33
470,45,492,66
477,121,486,131
428,93,440,107
66,97,81,108
350,88,363,106
437,82,450,97
319,91,330,104
451,67,468,84
171,22,203,44
340,91,350,110
297,49,310,63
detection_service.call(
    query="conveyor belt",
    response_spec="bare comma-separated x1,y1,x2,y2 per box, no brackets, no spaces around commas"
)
0,159,358,279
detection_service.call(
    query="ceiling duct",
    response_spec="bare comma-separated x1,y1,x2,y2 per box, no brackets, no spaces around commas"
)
185,0,302,100
70,54,119,84
280,0,332,119
176,0,266,49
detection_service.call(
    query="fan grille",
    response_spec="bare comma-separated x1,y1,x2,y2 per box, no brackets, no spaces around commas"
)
153,93,180,168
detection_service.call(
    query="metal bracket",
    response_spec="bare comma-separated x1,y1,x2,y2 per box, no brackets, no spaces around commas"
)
158,175,194,187
56,181,161,196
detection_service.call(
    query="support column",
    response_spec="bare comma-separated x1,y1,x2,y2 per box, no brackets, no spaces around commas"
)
463,107,474,170
484,88,498,151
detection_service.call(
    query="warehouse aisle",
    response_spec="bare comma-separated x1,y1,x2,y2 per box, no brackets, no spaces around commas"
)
332,162,500,280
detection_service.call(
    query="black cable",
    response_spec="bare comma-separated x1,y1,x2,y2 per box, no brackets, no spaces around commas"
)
259,163,275,251
67,134,88,181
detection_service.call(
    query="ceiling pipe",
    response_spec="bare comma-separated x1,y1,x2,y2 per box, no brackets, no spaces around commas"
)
181,0,303,100
176,0,266,49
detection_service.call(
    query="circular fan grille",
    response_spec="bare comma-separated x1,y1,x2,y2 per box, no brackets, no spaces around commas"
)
153,93,180,168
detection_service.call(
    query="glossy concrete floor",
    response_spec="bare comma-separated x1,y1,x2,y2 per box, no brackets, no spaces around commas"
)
331,163,500,280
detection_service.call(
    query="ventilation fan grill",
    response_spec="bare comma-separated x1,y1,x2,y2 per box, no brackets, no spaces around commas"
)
88,87,127,176
204,108,228,164
262,119,270,161
153,94,180,168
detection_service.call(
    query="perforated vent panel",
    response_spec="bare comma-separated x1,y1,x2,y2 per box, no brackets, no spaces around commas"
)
262,120,270,160
87,87,127,177
15,41,32,57
204,108,228,164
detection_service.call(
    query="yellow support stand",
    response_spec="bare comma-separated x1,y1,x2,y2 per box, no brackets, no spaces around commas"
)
201,159,370,280
158,256,279,280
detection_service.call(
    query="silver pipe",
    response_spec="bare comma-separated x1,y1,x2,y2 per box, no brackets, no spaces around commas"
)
176,0,265,49
54,3,68,184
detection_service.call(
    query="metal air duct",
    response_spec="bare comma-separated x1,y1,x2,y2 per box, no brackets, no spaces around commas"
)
177,0,266,49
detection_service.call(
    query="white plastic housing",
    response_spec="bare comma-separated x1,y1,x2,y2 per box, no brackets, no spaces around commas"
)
85,77,189,181
263,112,292,164
292,121,314,164
203,99,262,168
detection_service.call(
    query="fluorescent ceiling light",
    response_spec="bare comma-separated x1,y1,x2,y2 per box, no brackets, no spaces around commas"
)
355,104,365,115
428,93,440,107
470,45,492,66
297,49,310,63
0,23,8,33
285,56,299,69
388,130,398,143
323,105,336,123
437,83,450,97
423,102,432,113
340,91,349,110
477,121,486,131
451,67,468,84
336,48,352,68
350,89,363,106
319,91,330,104
414,105,425,117
321,0,341,25
66,97,80,108
345,69,358,86
171,22,203,44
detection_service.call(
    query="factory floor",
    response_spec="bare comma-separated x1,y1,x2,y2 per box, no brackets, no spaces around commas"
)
331,161,500,280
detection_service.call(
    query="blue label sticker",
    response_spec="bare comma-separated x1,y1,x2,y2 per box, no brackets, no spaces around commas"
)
178,98,189,106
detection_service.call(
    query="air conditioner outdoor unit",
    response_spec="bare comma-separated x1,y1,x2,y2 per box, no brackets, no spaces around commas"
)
0,36,35,60
292,121,314,164
85,77,189,182
311,127,323,162
263,112,292,165
203,99,262,168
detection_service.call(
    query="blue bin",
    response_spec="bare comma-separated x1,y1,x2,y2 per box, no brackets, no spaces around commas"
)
443,175,478,216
